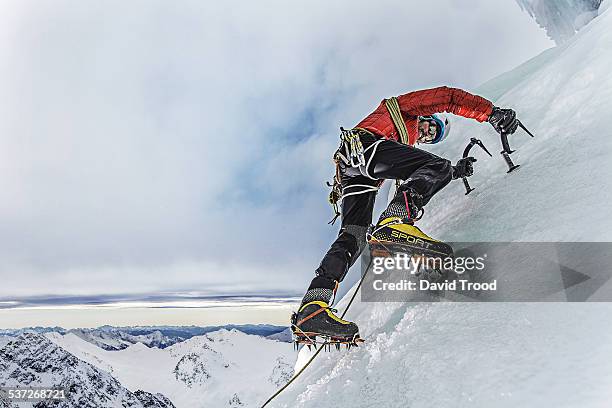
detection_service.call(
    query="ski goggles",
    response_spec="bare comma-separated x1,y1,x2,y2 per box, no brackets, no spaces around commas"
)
418,119,439,143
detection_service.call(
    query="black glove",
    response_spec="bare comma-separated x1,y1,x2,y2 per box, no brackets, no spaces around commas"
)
488,106,519,135
453,157,477,179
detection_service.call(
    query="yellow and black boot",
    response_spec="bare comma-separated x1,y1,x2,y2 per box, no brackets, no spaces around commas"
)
369,217,452,257
292,278,359,343
293,301,359,340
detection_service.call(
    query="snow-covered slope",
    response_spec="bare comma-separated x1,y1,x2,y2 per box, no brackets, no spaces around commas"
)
269,5,612,408
275,302,612,408
0,336,12,349
0,333,175,408
48,329,294,408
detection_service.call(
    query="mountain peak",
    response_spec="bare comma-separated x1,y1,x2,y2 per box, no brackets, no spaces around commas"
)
1,332,175,407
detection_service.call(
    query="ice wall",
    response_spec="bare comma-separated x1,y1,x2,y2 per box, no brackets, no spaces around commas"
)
516,0,602,43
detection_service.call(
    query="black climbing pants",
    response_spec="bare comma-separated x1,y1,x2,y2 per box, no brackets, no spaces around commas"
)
307,131,453,292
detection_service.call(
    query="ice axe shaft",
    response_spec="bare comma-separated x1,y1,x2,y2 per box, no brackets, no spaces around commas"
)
499,119,535,172
462,138,491,195
462,177,474,195
501,149,520,173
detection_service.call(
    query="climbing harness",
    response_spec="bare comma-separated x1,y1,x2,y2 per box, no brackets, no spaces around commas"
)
326,128,382,224
326,95,410,225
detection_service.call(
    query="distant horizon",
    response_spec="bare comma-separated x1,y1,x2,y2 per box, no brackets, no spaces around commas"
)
0,291,301,309
0,322,289,331
0,295,299,329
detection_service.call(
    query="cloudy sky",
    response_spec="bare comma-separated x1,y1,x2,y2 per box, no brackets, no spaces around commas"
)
0,0,553,326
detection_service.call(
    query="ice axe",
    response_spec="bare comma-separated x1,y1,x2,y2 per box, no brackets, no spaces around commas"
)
461,137,492,195
499,120,535,173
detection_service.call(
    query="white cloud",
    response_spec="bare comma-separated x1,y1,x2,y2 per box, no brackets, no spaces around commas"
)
0,0,553,300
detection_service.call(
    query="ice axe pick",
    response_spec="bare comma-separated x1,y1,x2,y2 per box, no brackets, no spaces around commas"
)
462,137,492,195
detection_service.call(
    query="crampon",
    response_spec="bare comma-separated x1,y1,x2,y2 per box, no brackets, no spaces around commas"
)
292,329,364,351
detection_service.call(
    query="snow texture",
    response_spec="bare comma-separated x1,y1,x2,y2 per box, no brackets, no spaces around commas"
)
516,0,602,44
270,5,612,408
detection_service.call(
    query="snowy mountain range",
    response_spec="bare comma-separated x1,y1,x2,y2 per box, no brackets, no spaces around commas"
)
0,333,175,408
268,2,612,407
0,324,289,351
46,329,295,408
0,328,295,408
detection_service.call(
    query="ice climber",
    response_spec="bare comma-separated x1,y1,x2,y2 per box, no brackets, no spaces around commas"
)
293,86,519,343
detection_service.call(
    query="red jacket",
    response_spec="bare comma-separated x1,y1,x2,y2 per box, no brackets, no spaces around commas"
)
355,86,493,146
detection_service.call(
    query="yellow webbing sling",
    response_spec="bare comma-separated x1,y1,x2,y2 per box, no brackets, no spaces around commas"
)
384,96,409,145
